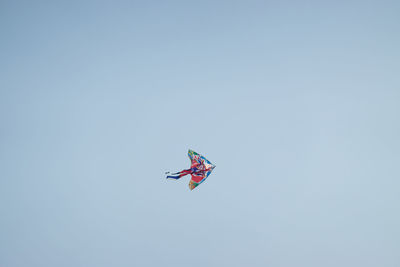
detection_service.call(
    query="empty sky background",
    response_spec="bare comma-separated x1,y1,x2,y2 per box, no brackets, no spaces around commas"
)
1,1,399,266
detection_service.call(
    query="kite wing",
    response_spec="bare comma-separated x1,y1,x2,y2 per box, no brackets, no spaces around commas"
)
188,149,201,168
188,150,216,190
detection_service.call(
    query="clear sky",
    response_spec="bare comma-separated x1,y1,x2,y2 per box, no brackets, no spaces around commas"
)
1,1,399,266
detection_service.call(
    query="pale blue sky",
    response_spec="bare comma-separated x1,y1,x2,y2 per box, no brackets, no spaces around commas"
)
1,1,399,266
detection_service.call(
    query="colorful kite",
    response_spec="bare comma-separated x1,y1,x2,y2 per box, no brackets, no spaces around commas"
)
166,149,216,190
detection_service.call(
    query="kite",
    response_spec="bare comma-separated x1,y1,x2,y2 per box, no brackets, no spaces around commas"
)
166,149,216,190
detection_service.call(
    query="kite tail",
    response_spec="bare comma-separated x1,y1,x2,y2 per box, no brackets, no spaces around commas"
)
166,169,193,180
166,174,181,180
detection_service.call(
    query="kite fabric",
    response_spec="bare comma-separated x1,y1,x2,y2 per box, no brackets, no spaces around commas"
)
166,149,216,190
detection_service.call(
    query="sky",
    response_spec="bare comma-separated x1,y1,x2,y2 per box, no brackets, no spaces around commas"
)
0,1,399,266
